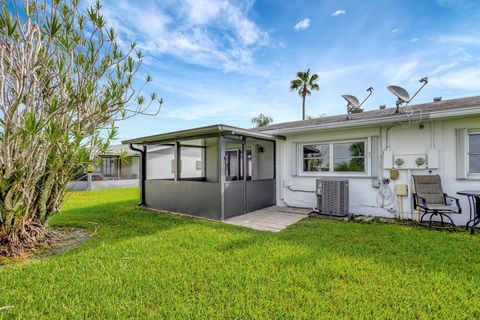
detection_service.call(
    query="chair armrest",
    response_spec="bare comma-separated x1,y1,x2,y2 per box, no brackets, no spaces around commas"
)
414,194,429,210
444,194,462,213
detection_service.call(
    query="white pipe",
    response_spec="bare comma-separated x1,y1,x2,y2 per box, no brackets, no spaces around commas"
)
407,169,413,220
430,121,435,149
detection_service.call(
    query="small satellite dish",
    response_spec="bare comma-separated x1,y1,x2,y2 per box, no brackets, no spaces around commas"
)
387,85,410,104
342,87,374,119
342,95,360,109
387,77,428,113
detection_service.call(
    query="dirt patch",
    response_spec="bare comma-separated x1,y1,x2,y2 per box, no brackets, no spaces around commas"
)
37,227,93,257
0,227,93,265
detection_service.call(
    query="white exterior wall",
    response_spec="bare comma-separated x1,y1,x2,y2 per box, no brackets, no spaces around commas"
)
275,114,480,225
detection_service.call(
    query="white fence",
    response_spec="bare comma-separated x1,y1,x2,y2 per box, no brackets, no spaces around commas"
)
68,179,139,191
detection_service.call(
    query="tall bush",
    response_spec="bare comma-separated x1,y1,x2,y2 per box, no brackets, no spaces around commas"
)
0,0,160,255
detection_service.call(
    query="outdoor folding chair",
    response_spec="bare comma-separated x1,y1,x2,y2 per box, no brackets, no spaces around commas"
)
412,175,462,230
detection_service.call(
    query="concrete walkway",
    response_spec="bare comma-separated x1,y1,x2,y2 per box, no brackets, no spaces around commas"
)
224,206,311,232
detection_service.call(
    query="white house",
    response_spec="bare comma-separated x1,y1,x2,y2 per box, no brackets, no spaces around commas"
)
258,95,480,225
123,95,480,225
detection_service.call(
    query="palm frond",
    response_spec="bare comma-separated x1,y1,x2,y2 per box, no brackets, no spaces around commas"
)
290,79,303,90
309,73,319,83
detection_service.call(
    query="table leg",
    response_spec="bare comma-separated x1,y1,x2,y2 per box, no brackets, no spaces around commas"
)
471,219,479,235
466,196,474,230
473,197,480,234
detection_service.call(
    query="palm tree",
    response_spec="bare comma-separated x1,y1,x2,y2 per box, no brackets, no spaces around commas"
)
290,69,320,120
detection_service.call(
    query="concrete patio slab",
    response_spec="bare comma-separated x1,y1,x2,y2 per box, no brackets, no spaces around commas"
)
224,206,311,232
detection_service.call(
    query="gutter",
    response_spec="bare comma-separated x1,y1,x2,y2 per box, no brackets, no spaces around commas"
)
426,106,480,119
129,144,146,206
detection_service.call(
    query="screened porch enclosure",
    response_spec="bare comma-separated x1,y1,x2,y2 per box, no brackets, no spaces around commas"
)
125,125,281,220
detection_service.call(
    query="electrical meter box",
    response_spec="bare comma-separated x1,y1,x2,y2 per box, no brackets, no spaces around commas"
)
395,184,408,196
393,154,427,169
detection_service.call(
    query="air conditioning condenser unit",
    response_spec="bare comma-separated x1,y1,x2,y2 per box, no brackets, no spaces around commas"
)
316,178,349,216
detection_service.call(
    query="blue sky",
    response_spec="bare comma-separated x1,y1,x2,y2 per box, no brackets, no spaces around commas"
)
97,0,480,140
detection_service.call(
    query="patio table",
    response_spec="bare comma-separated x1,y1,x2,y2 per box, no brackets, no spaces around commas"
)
457,190,480,234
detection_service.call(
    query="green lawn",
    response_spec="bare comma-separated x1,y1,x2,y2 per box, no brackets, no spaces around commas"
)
1,188,480,319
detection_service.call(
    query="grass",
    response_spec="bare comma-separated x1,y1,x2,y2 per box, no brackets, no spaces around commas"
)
1,188,480,319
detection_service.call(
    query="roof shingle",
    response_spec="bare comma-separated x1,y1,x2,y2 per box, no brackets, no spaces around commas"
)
257,95,480,132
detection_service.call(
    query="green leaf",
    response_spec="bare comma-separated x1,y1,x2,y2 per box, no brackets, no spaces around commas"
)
45,15,61,38
24,112,41,135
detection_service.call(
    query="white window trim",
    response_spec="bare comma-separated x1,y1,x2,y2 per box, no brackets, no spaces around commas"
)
297,138,370,177
467,129,480,178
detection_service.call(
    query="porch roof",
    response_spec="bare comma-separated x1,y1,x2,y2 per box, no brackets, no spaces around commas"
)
122,124,285,145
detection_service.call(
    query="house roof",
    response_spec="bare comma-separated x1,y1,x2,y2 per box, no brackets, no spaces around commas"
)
103,144,139,156
122,124,284,145
257,95,480,134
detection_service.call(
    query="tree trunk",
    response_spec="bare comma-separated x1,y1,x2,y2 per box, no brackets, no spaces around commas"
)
302,94,306,120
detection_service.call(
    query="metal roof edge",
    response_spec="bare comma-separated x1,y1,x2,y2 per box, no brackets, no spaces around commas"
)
122,124,285,144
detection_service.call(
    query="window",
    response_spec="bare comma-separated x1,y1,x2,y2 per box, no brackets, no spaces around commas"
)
302,141,366,174
303,144,329,172
101,157,117,175
468,133,480,173
333,142,365,172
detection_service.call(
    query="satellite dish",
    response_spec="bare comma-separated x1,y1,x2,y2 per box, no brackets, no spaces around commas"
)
341,95,360,109
342,87,374,119
387,85,410,104
387,77,429,113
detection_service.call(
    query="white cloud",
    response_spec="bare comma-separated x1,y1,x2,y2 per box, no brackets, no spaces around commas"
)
100,0,270,72
331,10,346,17
392,28,399,33
319,63,378,80
294,18,311,31
430,62,458,75
382,59,420,83
410,37,420,42
156,75,295,122
436,0,465,7
431,66,480,90
437,34,480,46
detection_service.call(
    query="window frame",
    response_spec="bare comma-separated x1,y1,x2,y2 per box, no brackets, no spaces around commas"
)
298,138,370,176
467,129,480,176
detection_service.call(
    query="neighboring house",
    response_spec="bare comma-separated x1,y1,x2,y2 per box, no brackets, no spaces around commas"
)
123,95,480,225
69,144,140,190
95,144,141,180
